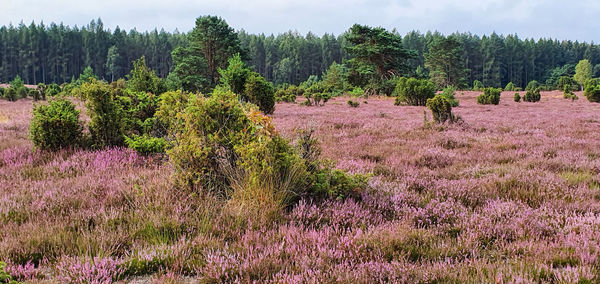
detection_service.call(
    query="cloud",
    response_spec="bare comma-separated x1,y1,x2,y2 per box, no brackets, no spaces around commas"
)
1,0,599,41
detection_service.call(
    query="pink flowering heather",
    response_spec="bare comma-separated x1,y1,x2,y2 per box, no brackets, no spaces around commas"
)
1,92,600,282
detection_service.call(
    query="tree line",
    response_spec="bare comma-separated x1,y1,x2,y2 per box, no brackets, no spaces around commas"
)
3,17,600,89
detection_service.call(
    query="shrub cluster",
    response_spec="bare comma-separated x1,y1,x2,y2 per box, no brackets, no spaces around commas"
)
477,87,501,105
584,78,600,103
274,85,303,103
30,99,84,151
522,88,541,102
525,80,541,92
514,93,521,102
472,80,484,91
167,89,367,205
426,95,453,123
347,100,360,108
302,83,332,106
563,86,578,101
394,77,436,106
504,82,521,91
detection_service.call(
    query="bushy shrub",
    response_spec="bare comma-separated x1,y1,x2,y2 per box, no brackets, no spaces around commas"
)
302,83,332,106
523,88,541,102
477,87,501,105
584,78,600,103
117,90,161,137
77,79,125,148
244,73,275,114
2,87,17,101
504,82,518,91
30,99,84,150
394,77,436,106
439,87,459,107
274,84,302,103
347,100,360,108
125,135,167,155
348,87,364,97
563,85,578,101
126,56,167,95
36,83,47,100
472,80,484,91
525,80,541,91
47,83,61,97
426,95,453,123
558,76,579,91
514,93,521,102
17,87,28,99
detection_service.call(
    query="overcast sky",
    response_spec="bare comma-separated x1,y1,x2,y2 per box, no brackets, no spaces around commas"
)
2,0,600,42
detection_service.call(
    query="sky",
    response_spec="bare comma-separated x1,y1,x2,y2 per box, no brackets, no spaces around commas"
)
2,0,600,42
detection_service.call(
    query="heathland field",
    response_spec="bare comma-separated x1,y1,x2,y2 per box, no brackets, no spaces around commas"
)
2,91,600,282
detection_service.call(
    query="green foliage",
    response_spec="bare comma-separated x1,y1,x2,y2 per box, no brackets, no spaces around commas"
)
349,87,364,97
9,75,24,89
3,87,17,102
172,16,243,93
125,135,167,155
299,75,320,90
36,83,47,100
477,87,501,105
76,66,98,85
472,80,484,91
504,82,520,91
562,85,578,101
244,73,275,114
118,89,161,137
583,78,600,103
557,76,579,91
523,88,541,102
574,59,592,89
425,35,465,88
46,83,61,97
302,82,332,106
321,62,348,92
219,53,251,95
525,80,541,91
311,168,368,199
30,99,84,151
77,79,125,148
345,24,412,87
126,56,167,95
439,87,459,107
274,85,301,103
514,93,521,102
347,100,360,108
155,90,190,135
426,95,453,123
0,261,19,284
394,77,436,106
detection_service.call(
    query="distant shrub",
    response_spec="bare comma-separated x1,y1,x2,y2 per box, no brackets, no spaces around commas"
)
426,95,453,123
477,87,501,105
30,99,84,151
525,80,541,91
563,85,578,101
558,76,579,92
37,83,47,100
348,87,364,97
523,88,541,102
439,87,459,107
504,82,518,91
77,79,125,148
125,135,167,155
47,83,61,96
244,73,275,114
29,88,41,101
394,77,436,106
274,84,302,103
473,80,484,91
4,88,17,102
17,87,28,99
514,93,521,102
0,87,3,98
584,78,600,103
347,100,360,108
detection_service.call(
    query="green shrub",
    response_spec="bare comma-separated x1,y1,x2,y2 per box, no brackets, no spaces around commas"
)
127,56,167,95
523,87,541,102
349,87,364,97
274,85,300,103
30,99,84,151
584,78,600,103
558,76,579,92
117,90,161,137
563,85,578,101
394,77,436,106
525,80,541,91
514,93,521,102
426,95,453,123
439,87,459,107
219,53,251,96
311,168,368,199
504,82,518,91
244,73,275,114
17,87,28,99
77,79,125,148
4,88,17,101
47,83,61,97
37,83,47,100
29,88,41,101
477,87,501,105
347,100,360,108
0,261,17,283
155,90,190,136
472,80,484,91
125,135,167,155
